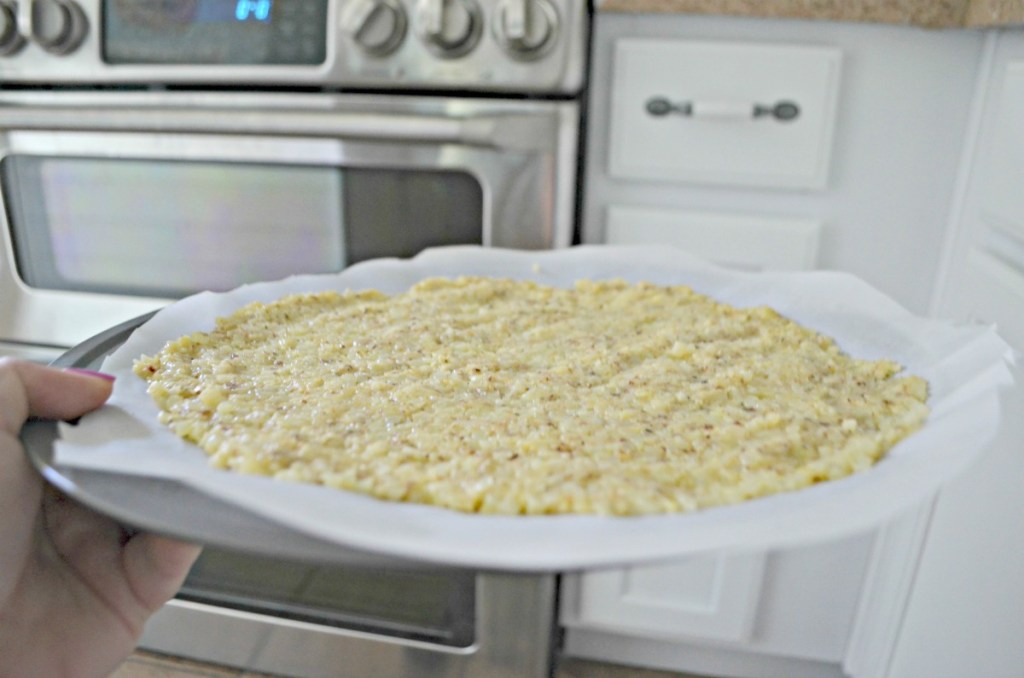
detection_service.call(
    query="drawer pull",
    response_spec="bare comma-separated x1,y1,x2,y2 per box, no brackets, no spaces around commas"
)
645,97,800,122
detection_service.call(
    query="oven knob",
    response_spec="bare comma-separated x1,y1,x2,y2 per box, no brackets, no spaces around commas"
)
0,2,26,55
341,0,407,57
30,0,88,55
416,0,481,59
493,0,558,61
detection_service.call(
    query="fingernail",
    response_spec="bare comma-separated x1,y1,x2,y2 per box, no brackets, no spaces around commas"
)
65,368,116,382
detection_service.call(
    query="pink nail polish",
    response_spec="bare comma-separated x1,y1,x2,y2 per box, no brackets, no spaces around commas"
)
66,368,116,382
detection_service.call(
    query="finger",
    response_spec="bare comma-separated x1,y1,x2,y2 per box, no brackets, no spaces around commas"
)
0,359,114,436
0,430,43,603
122,534,202,614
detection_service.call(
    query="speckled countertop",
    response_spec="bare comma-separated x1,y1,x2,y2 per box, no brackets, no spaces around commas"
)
597,0,1024,29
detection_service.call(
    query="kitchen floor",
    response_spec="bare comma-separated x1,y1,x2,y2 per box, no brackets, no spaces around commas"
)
113,651,710,678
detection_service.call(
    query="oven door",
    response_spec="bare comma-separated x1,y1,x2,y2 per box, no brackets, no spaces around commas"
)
0,90,578,356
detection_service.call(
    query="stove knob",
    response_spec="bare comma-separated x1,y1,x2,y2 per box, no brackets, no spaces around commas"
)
30,0,88,55
0,2,26,55
493,0,558,61
416,0,481,59
341,0,407,57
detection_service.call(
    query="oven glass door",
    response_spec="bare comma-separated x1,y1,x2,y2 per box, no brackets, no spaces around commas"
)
2,154,482,299
178,549,478,647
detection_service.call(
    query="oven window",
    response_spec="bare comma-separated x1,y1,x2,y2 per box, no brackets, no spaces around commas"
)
178,549,477,647
2,156,483,299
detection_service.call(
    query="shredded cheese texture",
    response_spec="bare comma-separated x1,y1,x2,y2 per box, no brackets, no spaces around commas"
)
134,277,929,515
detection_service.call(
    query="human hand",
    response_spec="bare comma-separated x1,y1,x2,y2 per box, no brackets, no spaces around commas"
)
0,360,201,678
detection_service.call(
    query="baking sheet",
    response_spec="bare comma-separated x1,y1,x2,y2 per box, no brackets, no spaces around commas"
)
54,245,1016,571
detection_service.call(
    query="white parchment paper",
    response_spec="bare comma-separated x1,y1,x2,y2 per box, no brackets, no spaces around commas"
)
55,245,1016,570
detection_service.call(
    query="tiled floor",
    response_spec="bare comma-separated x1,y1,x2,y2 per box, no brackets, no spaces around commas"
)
113,651,705,678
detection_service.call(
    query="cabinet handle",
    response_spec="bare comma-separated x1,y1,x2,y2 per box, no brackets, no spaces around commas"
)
645,97,800,122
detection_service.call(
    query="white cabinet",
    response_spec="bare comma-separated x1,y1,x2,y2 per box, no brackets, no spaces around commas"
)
560,509,938,678
570,10,994,678
581,12,984,314
893,29,1024,678
609,39,841,189
936,32,1024,349
561,531,897,678
567,552,767,643
605,205,821,271
981,62,1024,237
600,35,837,273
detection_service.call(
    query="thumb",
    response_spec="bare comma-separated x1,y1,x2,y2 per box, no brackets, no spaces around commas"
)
122,533,202,616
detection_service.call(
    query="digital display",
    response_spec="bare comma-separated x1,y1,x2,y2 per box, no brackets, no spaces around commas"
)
195,0,273,23
103,0,328,65
235,0,272,21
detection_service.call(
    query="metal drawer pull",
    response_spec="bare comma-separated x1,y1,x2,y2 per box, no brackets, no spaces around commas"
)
645,97,800,122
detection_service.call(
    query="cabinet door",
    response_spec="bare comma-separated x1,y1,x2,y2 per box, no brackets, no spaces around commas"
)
564,551,766,643
936,48,1024,346
898,31,1024,678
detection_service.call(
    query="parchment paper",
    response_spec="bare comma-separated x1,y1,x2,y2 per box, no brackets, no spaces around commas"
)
54,245,1016,570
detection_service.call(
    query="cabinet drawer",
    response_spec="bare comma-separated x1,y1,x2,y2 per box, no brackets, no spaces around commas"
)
606,205,821,271
609,38,842,189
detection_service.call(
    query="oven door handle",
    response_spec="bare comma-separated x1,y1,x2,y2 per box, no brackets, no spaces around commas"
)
0,106,556,152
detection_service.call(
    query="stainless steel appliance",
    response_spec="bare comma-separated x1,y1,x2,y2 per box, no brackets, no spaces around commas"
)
0,1,589,675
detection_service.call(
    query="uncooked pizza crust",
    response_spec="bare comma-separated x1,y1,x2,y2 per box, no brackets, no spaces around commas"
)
133,277,929,515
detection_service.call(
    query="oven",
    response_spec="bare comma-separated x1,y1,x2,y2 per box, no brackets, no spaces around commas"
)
0,1,589,675
0,90,580,361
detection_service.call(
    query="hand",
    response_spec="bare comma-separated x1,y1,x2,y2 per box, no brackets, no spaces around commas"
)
0,360,201,678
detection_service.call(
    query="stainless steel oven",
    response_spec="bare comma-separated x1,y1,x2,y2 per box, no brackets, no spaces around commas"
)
0,1,589,675
0,89,580,360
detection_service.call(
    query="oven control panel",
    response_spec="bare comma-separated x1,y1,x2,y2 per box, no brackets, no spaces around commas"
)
0,0,589,94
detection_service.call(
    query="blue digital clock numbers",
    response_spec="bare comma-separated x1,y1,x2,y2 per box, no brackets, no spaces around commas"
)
235,0,272,22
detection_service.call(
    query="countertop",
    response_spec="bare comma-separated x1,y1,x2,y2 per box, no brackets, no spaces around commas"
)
597,0,1024,29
